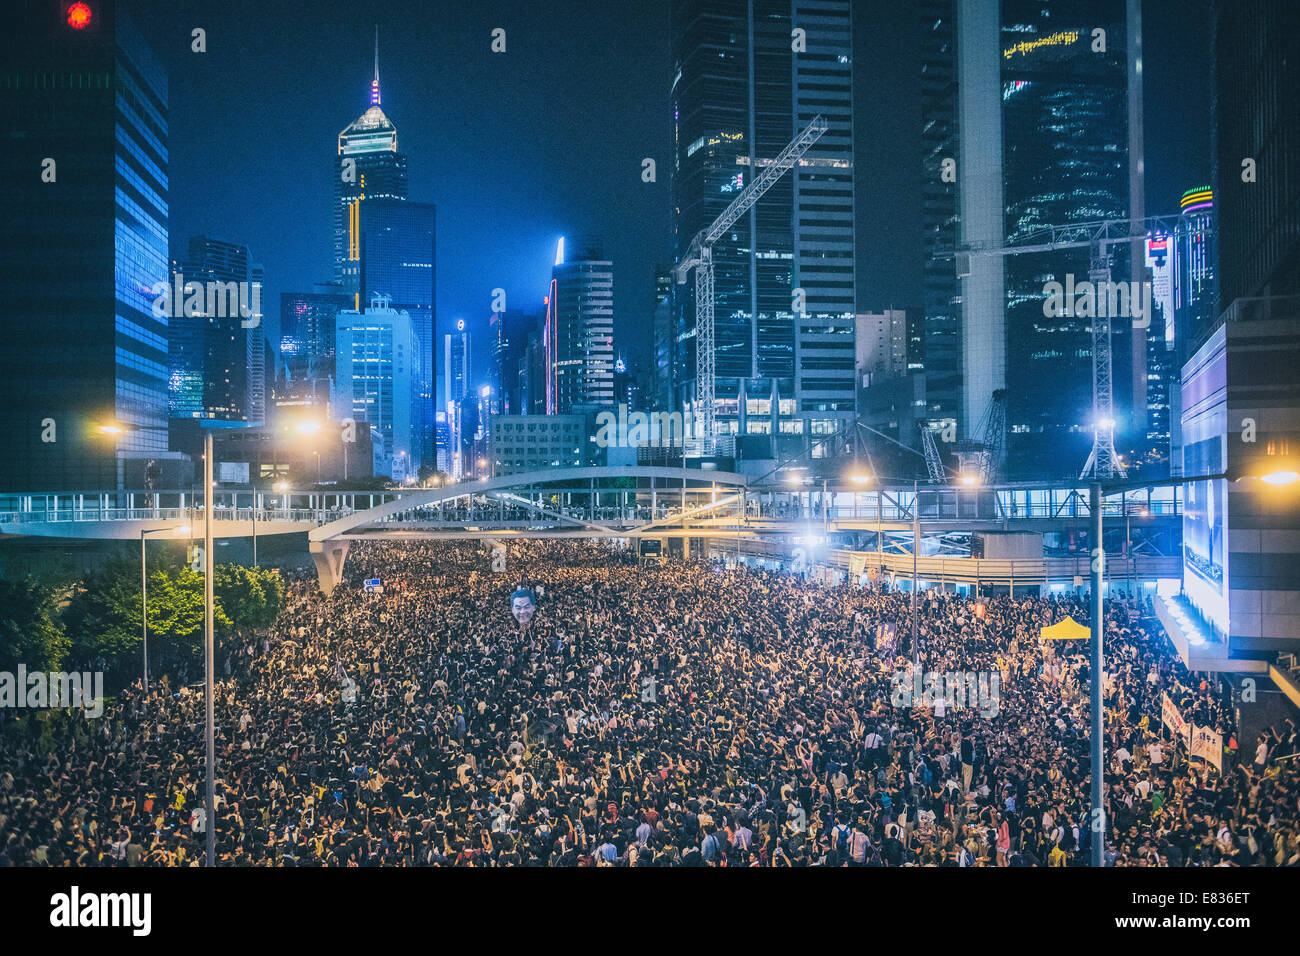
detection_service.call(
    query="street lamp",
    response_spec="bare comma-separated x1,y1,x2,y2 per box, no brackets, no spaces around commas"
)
140,524,188,696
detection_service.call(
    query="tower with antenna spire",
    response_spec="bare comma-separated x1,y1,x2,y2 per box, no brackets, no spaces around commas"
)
332,24,407,305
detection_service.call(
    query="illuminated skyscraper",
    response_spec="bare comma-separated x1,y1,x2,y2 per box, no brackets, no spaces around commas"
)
168,236,264,425
671,0,857,447
927,0,1143,480
548,238,615,415
0,0,176,490
333,28,408,310
334,294,421,482
358,197,435,467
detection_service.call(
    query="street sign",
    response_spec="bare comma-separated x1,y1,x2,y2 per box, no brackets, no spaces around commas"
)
363,578,383,594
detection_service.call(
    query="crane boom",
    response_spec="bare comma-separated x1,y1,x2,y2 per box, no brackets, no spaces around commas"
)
673,115,829,451
943,209,1215,480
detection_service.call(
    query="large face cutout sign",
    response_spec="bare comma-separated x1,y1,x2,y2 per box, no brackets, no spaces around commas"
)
510,587,539,629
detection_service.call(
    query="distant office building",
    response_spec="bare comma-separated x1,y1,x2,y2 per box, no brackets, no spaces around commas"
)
519,330,548,416
434,411,450,473
1175,187,1217,360
333,33,408,309
334,294,421,481
492,309,543,416
443,319,471,411
855,310,909,383
924,0,1143,479
651,266,675,412
280,289,348,404
446,399,464,478
1212,0,1300,317
358,197,435,468
919,0,960,435
1140,188,1217,477
857,308,926,477
167,236,265,425
548,238,615,414
671,0,858,445
490,414,589,475
0,0,179,490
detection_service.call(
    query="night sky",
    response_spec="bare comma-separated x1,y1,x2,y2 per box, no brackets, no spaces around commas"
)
128,0,1210,383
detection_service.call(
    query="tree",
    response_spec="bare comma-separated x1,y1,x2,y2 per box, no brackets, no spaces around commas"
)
0,579,68,673
215,564,284,636
61,557,143,671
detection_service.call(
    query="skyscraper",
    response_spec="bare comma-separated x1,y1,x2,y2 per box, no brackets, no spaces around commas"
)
670,0,857,447
280,289,350,392
168,236,264,425
333,29,408,310
0,0,173,491
443,319,470,412
651,266,675,411
919,0,959,435
1175,187,1217,358
1211,0,1300,317
358,197,436,467
548,238,615,415
492,309,543,416
334,294,421,481
931,0,1142,479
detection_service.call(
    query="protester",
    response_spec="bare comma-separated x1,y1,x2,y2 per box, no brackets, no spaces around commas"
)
1,540,1296,867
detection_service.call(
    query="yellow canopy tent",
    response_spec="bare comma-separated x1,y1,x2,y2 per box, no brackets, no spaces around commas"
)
1040,616,1091,640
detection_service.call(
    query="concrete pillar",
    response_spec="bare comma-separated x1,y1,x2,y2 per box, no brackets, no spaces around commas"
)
310,539,350,596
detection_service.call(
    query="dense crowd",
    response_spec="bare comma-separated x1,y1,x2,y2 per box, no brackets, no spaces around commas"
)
2,540,1298,866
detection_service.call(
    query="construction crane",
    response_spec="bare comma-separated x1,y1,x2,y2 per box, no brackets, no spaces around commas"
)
920,424,947,484
952,212,1210,480
953,390,1008,484
673,114,828,451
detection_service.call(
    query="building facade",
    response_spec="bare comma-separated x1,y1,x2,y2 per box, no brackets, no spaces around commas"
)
358,197,435,468
490,414,589,476
334,295,421,481
548,239,615,415
168,236,265,426
670,0,858,447
0,0,173,490
928,0,1142,480
333,35,408,310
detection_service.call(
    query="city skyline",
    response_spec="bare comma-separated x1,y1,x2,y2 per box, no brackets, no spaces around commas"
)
126,0,1211,392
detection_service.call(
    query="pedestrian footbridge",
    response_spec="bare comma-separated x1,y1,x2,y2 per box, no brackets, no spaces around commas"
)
0,466,1181,594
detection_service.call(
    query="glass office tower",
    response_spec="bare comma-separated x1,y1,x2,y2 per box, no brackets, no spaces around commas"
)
358,198,435,468
670,0,857,447
0,0,170,491
333,36,408,310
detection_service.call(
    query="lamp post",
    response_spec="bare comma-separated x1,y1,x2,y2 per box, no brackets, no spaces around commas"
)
140,525,188,696
912,478,920,670
1089,481,1104,867
203,430,216,868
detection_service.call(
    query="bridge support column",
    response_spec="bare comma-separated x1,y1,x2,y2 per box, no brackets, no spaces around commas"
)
310,540,350,596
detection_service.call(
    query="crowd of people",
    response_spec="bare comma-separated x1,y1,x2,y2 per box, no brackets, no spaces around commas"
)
2,539,1298,866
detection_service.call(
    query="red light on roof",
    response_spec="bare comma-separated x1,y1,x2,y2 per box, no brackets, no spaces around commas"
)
66,2,93,29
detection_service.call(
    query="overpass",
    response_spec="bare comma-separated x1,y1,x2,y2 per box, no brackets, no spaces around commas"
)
0,466,1181,593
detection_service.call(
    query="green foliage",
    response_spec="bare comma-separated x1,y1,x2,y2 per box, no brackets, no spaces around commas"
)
61,556,280,674
62,556,143,667
215,564,284,635
0,578,69,672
